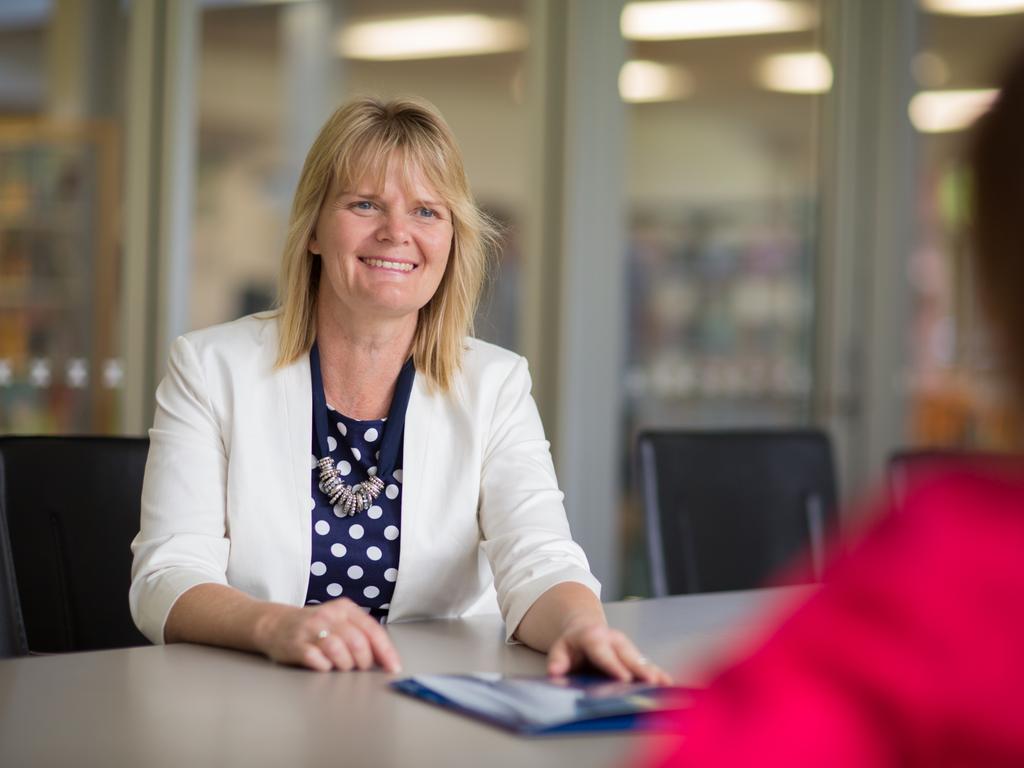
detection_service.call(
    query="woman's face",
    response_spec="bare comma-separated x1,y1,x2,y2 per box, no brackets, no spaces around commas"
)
310,157,453,325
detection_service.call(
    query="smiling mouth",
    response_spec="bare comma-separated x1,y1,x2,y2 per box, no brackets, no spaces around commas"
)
359,257,417,273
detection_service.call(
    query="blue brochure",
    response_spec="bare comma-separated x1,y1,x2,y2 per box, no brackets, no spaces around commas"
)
390,673,695,736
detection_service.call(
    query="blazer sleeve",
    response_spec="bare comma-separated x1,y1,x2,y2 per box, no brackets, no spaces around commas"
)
477,355,601,641
129,334,231,644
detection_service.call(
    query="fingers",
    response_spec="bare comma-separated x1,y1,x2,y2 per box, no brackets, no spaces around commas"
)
333,624,373,670
582,634,633,682
553,624,673,685
309,599,402,673
316,631,356,671
554,624,632,681
547,637,573,677
299,643,334,672
611,634,672,685
351,611,402,673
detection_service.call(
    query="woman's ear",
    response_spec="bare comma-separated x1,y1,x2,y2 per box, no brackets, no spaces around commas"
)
309,231,321,255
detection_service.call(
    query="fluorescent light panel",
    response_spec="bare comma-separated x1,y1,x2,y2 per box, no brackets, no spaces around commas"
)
620,60,695,102
908,89,999,133
622,0,817,41
338,14,527,61
757,51,832,93
920,0,1024,15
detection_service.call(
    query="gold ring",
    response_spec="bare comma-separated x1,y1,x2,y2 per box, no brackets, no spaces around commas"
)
316,629,330,641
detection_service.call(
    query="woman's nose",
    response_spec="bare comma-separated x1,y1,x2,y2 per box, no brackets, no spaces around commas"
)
376,212,409,244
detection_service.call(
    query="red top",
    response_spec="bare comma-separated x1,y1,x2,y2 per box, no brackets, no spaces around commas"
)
642,468,1024,768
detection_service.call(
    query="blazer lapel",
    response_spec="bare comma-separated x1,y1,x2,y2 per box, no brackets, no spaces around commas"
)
277,349,314,606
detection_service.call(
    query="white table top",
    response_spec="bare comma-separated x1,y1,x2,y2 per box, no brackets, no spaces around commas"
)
0,589,805,768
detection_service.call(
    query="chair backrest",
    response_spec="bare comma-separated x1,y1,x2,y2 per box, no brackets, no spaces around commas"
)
0,458,29,657
887,448,1019,508
0,436,151,653
638,429,838,596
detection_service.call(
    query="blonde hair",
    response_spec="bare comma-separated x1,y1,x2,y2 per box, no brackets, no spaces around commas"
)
275,97,498,391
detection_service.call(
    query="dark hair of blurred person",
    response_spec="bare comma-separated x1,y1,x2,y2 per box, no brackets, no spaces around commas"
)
640,47,1024,768
972,49,1024,409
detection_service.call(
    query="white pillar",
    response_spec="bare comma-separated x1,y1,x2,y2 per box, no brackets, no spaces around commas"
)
123,0,200,432
525,0,627,597
816,0,918,497
282,0,341,201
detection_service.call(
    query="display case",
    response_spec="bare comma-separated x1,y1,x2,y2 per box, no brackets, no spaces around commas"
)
0,120,121,434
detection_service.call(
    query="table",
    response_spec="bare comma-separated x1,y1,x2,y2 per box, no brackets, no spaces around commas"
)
0,588,804,768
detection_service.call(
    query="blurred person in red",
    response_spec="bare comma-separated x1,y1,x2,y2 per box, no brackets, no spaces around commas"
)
640,46,1024,768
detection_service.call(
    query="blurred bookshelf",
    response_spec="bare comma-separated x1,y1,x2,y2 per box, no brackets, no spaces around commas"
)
0,119,121,434
624,198,815,416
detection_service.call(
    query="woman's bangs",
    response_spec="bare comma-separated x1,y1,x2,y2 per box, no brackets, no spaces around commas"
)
332,133,395,196
330,138,458,213
407,142,461,207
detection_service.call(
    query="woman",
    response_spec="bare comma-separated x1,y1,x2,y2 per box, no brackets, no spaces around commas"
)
642,46,1024,767
131,97,668,682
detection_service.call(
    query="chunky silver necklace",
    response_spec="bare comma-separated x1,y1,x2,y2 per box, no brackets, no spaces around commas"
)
316,456,385,517
310,341,413,518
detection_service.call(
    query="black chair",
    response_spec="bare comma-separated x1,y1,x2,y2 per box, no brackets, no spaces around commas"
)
0,457,28,657
887,448,1019,507
0,436,151,653
638,429,838,596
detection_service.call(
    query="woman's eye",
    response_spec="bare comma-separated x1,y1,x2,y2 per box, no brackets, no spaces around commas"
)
416,207,437,219
352,201,375,211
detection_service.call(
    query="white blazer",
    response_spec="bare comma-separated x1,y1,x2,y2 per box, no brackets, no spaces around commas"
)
130,314,599,644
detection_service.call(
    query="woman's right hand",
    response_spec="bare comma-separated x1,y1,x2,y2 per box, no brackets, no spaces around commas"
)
254,598,402,673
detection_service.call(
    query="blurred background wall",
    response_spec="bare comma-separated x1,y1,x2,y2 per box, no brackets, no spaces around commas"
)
1,0,1021,598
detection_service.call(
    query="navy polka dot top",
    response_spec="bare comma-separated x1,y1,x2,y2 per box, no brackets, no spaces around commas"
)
306,404,402,621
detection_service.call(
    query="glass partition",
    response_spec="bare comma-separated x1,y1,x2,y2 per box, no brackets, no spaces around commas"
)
619,0,826,594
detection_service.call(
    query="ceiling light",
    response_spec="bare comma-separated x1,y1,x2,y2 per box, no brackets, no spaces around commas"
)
338,15,527,61
619,60,695,102
622,1,817,41
908,89,998,133
920,0,1024,15
756,51,832,93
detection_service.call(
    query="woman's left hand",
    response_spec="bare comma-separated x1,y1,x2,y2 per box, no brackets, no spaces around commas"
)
546,621,673,684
